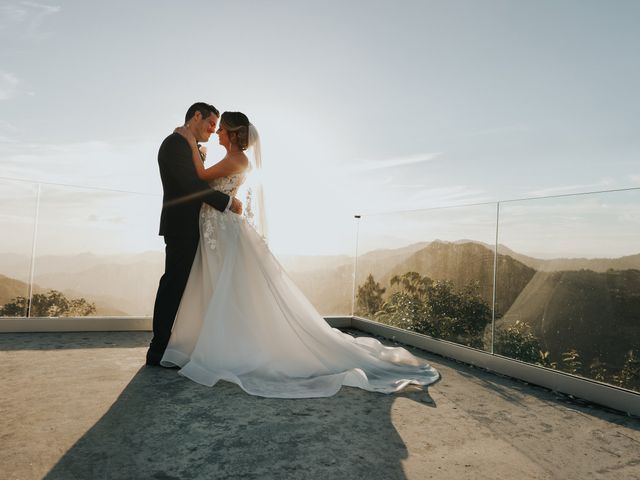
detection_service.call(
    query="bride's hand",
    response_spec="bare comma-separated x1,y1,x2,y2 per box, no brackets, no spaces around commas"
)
174,125,197,147
230,197,243,215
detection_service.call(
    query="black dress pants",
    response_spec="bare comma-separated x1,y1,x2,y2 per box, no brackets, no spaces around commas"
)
149,236,200,358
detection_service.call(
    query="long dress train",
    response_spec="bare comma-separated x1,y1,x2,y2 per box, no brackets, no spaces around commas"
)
161,173,439,398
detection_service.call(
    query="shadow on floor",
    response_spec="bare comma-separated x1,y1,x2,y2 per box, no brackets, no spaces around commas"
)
44,365,421,480
439,355,640,429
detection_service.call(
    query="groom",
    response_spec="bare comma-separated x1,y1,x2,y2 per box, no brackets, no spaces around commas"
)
146,102,242,366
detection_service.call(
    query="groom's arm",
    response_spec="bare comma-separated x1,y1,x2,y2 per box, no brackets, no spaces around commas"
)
160,134,230,212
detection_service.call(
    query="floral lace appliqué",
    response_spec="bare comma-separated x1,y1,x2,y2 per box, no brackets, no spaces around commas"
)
200,173,245,251
201,207,217,251
244,187,254,225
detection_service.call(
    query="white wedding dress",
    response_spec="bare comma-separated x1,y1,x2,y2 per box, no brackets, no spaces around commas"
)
161,173,439,398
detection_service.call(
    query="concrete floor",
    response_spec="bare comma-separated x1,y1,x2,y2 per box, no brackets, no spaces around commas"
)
1,331,639,480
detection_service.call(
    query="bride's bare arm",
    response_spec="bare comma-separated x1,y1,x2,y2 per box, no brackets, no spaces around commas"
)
198,155,248,182
175,126,248,182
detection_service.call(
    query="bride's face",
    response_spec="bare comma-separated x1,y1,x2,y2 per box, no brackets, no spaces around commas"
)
216,126,230,148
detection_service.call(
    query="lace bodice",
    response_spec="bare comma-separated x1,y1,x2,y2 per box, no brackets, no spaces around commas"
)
209,173,246,197
201,173,247,252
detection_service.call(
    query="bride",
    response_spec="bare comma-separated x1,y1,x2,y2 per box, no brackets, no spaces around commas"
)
160,111,439,398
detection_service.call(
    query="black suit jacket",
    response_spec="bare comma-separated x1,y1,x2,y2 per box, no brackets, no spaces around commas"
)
158,133,230,238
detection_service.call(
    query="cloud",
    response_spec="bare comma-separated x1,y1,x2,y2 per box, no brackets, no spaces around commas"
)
629,174,640,186
347,152,442,172
0,119,19,142
526,180,618,198
0,140,160,194
20,1,61,39
0,72,19,100
0,1,60,41
0,119,20,133
349,176,490,215
465,125,530,137
407,185,491,208
0,4,28,29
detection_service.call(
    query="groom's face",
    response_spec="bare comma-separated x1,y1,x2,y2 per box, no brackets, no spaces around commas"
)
193,112,219,143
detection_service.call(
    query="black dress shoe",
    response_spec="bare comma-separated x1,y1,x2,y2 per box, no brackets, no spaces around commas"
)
146,349,163,366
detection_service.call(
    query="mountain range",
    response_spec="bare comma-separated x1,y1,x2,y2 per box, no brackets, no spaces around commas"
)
1,243,639,372
499,268,640,369
0,252,163,316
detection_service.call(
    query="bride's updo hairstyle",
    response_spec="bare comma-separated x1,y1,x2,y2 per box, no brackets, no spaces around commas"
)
221,111,251,151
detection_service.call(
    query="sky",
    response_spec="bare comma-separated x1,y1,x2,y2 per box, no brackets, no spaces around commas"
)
1,0,639,257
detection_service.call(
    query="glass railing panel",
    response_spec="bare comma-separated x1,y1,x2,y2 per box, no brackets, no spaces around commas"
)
0,180,39,317
30,184,164,317
0,178,354,320
355,204,498,350
273,216,355,317
496,189,640,392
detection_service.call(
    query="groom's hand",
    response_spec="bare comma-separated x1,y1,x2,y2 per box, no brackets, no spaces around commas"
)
174,125,197,147
230,197,243,215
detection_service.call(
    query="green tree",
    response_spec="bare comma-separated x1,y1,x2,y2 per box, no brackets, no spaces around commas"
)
0,290,96,317
67,297,97,316
494,320,547,365
375,272,491,348
614,349,640,391
0,296,28,316
356,274,386,317
561,348,582,375
538,350,557,369
589,361,609,383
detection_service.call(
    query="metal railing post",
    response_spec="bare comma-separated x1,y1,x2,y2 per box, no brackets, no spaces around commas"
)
351,215,361,316
491,202,500,354
26,183,42,318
